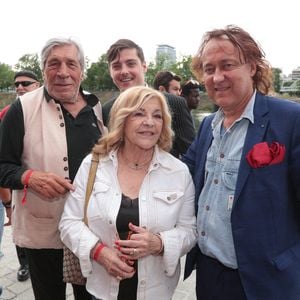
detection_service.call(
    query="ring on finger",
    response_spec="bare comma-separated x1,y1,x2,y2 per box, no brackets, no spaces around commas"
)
132,248,139,256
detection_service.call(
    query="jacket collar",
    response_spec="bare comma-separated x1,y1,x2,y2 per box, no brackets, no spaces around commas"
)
106,145,173,171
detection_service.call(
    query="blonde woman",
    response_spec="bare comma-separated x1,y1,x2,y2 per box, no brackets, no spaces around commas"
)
59,86,197,300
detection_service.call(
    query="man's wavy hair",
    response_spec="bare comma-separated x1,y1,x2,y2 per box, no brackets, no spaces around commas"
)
93,86,173,157
106,39,145,64
192,25,273,95
41,37,85,72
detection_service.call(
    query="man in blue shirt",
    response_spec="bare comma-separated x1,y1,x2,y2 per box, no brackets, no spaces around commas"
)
184,25,300,300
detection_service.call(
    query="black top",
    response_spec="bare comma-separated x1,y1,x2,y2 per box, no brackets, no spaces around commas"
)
116,194,139,300
0,88,102,188
102,92,195,158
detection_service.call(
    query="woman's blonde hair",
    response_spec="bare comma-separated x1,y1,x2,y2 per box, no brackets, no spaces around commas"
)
93,86,173,157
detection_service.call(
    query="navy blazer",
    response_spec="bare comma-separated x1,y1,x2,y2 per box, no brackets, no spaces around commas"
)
184,92,300,299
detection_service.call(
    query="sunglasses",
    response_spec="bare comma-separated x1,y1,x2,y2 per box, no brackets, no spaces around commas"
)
14,81,36,88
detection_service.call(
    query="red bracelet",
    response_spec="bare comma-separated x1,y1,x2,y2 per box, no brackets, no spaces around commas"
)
21,170,34,205
93,243,106,261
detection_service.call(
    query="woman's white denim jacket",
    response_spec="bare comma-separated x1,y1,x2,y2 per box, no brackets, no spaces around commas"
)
59,146,197,300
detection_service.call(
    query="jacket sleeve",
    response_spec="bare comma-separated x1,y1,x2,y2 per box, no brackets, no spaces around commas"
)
102,98,116,127
160,169,197,276
0,99,26,189
166,93,195,158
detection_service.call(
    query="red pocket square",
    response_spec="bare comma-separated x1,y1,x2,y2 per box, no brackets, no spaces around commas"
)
246,142,285,168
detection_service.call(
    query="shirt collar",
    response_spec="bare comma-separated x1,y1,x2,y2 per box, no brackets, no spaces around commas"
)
212,90,256,130
44,86,99,107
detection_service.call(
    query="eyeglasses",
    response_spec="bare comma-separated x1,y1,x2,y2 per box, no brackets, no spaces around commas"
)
14,81,36,88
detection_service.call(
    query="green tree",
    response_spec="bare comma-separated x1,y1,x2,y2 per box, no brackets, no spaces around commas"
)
272,67,282,93
15,54,43,82
145,61,160,87
0,63,14,91
174,55,194,82
146,54,198,88
82,54,115,91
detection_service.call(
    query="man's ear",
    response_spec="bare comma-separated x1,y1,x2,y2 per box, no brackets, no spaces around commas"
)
142,61,148,73
250,62,257,77
158,86,167,92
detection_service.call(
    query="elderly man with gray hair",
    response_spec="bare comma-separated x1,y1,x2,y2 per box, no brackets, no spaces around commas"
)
0,38,105,299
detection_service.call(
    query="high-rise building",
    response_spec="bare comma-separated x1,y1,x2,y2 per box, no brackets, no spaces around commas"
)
280,66,300,94
156,44,176,68
291,66,300,80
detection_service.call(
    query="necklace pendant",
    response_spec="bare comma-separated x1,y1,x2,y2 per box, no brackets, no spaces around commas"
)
134,163,139,169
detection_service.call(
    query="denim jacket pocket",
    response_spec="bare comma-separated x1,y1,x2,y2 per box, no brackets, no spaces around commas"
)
153,191,184,204
89,181,111,220
93,181,110,194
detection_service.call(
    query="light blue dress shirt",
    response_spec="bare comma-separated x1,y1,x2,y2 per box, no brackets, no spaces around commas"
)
197,92,256,268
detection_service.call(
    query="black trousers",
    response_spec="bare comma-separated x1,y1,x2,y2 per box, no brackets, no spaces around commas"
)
25,248,92,300
16,245,28,267
196,252,247,300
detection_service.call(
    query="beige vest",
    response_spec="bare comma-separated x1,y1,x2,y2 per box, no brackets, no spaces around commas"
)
12,87,105,249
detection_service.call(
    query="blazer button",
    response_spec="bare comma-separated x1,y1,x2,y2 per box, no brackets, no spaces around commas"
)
63,157,68,162
60,123,65,127
64,166,68,171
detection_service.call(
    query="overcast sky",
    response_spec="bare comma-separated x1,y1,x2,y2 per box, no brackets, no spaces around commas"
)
1,0,299,76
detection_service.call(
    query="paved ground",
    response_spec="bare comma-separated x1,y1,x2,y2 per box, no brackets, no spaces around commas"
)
0,225,196,299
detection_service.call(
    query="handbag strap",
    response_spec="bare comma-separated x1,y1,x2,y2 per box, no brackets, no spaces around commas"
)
83,152,100,225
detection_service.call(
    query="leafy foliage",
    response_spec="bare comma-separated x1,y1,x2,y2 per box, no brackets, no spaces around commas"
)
145,55,195,87
0,63,14,90
15,54,43,83
82,54,115,91
272,67,282,93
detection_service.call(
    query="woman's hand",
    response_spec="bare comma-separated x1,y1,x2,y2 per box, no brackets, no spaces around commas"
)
93,245,135,280
116,222,163,260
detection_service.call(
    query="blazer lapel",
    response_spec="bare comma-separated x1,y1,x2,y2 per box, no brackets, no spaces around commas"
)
234,93,270,205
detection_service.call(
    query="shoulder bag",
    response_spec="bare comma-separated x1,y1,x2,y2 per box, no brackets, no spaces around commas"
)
63,153,99,285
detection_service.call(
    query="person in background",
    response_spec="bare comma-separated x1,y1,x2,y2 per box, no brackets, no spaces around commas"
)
153,70,182,96
0,70,40,120
0,70,41,283
183,24,300,300
102,39,195,158
181,79,201,112
0,37,105,300
14,70,40,96
60,86,197,300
